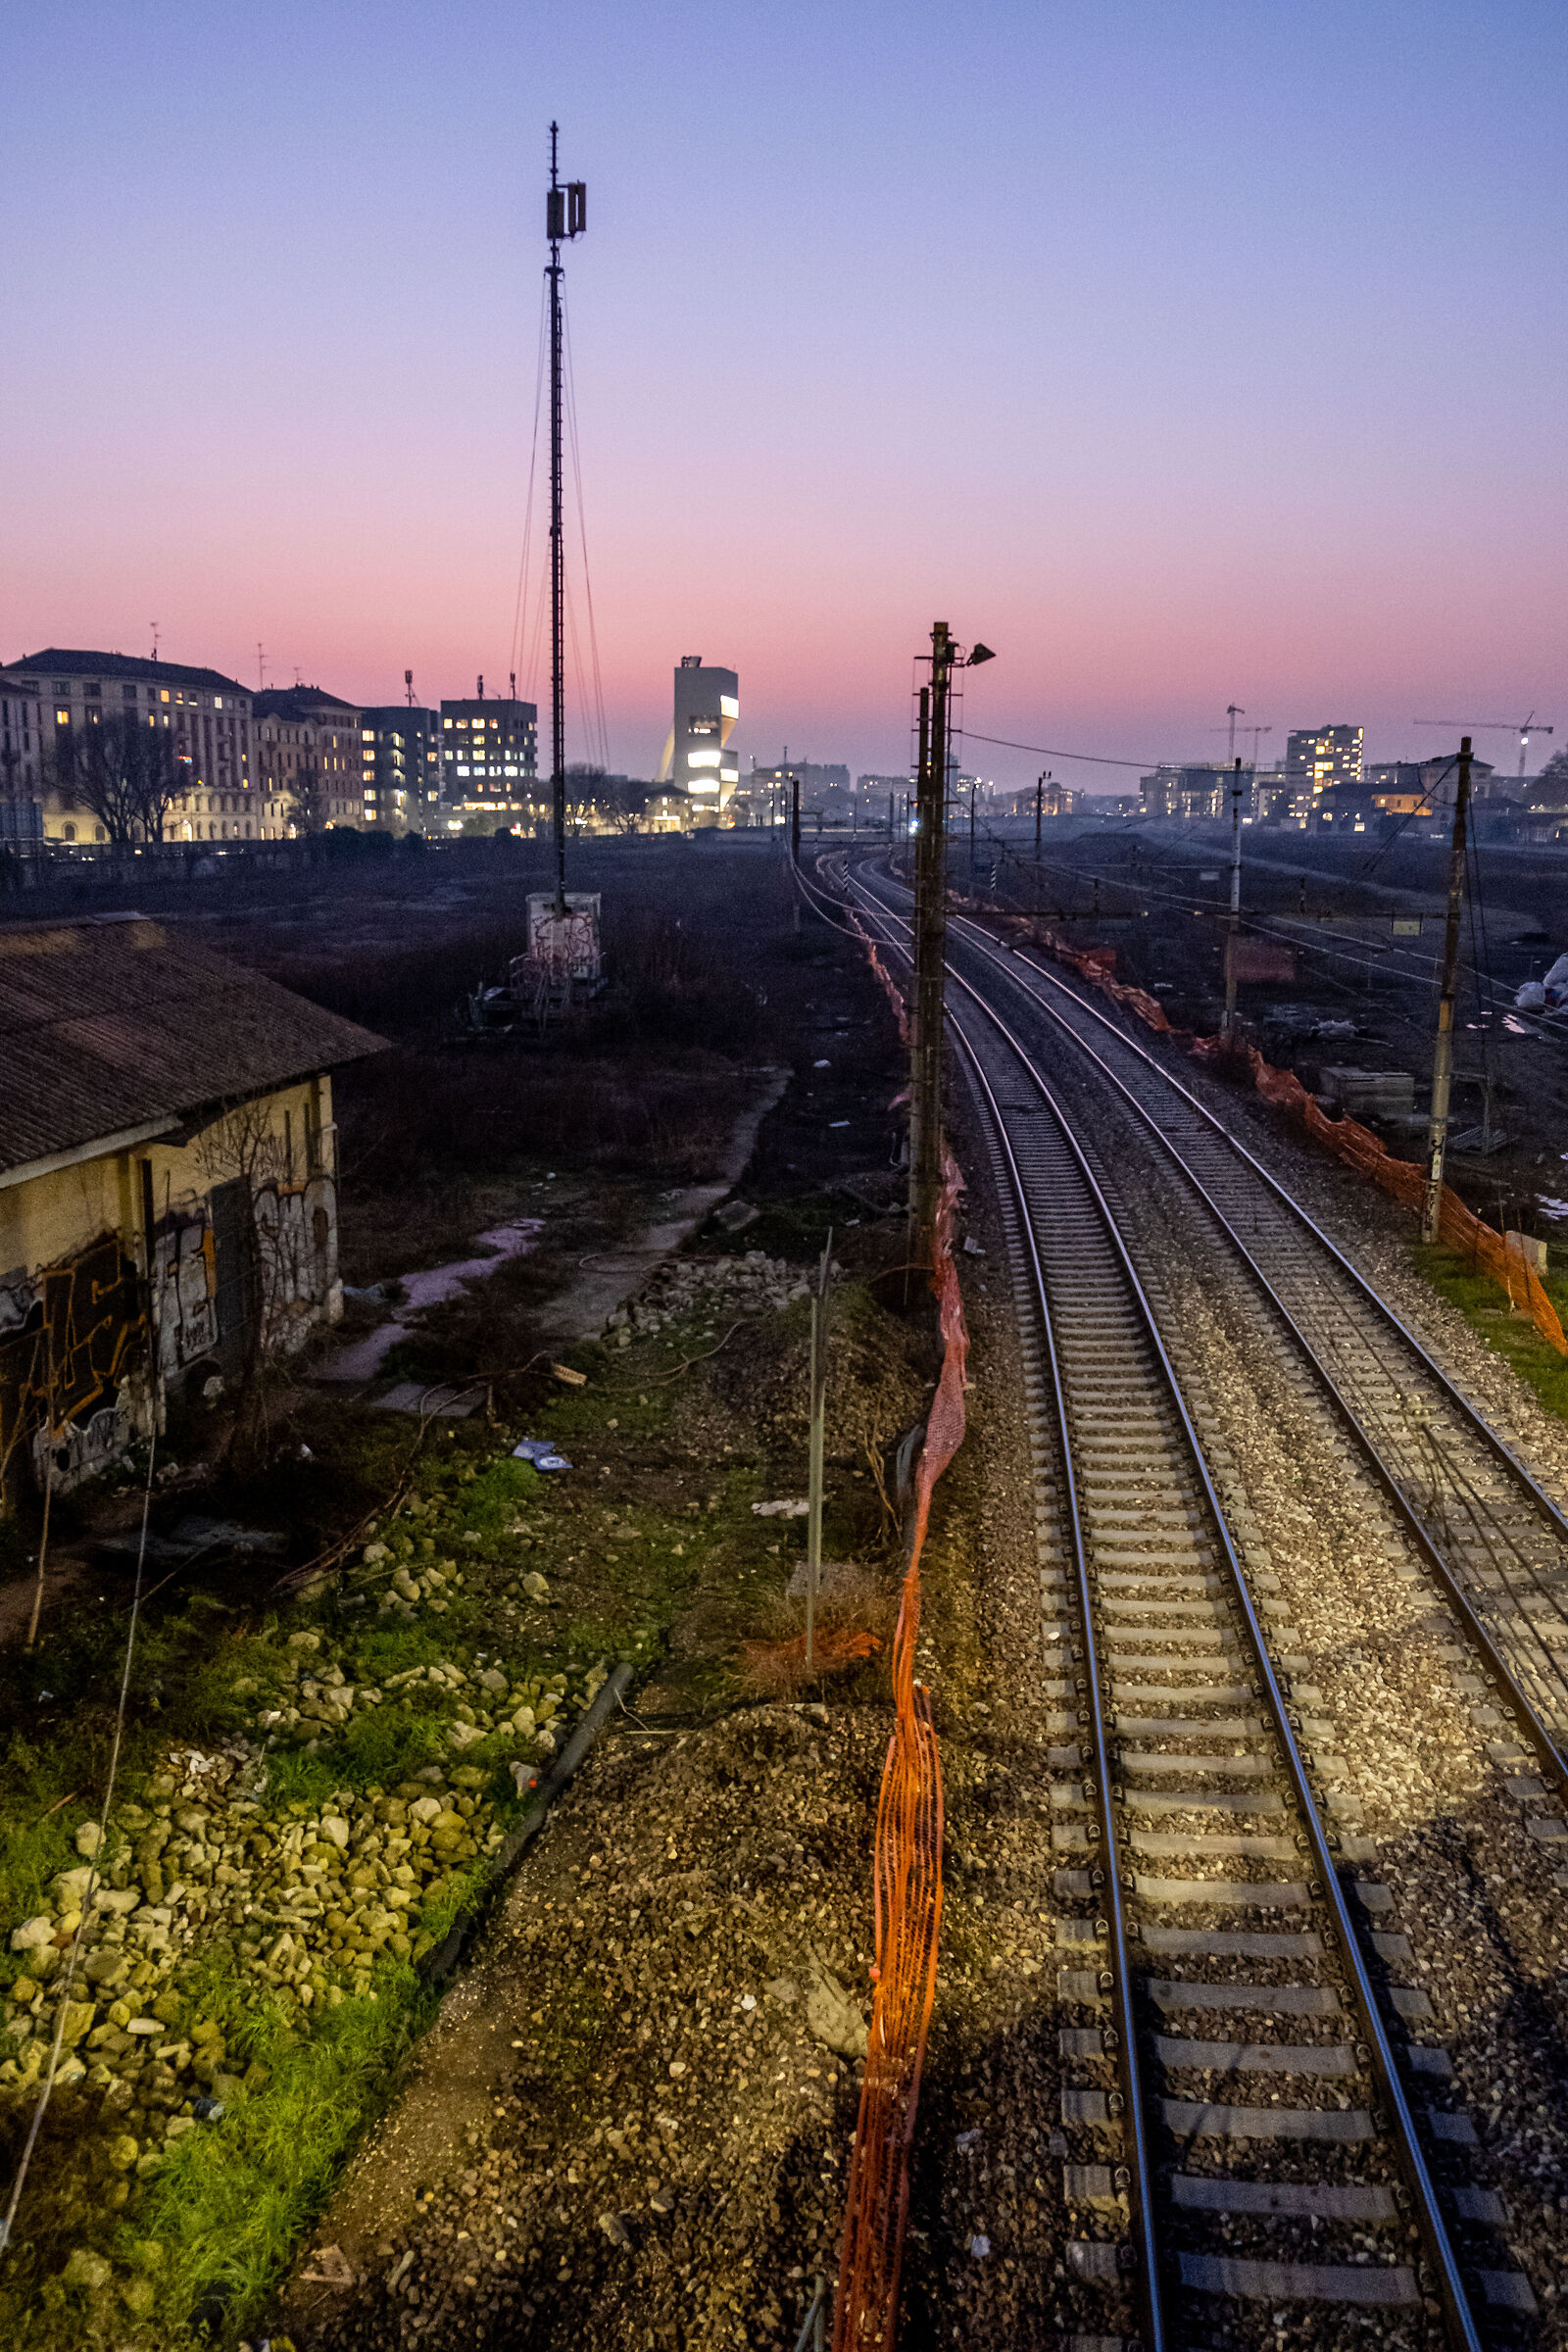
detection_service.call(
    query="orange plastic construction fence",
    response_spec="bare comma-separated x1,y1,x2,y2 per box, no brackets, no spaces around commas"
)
1189,1033,1567,1354
1004,915,1566,1359
831,1149,967,2351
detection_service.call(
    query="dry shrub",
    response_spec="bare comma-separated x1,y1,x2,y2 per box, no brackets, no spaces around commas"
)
710,1283,932,1458
740,1561,892,1695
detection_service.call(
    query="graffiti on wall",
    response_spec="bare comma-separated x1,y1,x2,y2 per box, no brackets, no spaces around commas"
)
0,1233,144,1486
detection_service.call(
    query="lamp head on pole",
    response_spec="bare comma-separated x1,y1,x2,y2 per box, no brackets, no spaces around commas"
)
966,643,997,667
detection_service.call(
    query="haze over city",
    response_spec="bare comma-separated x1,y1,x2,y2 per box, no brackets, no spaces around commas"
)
4,0,1564,788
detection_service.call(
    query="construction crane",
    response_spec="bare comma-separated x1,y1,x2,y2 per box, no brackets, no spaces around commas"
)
1412,712,1553,780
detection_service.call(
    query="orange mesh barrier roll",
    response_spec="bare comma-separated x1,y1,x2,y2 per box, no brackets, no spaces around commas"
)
1188,1034,1568,1355
831,1150,968,2351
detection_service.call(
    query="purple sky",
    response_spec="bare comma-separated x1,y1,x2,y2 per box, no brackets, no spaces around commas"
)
3,1,1564,789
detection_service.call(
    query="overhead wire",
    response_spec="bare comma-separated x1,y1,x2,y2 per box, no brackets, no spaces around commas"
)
508,278,552,696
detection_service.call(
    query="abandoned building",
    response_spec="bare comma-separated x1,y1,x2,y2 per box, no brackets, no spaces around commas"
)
0,913,383,1492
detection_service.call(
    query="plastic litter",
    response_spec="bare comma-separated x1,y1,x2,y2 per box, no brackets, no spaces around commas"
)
752,1498,808,1518
513,1439,572,1471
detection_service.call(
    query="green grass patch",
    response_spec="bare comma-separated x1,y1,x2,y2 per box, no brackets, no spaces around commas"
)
1411,1243,1568,1423
134,1967,432,2345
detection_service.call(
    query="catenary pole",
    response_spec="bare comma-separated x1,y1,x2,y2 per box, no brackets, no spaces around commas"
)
909,636,951,1257
1223,755,1244,1039
1422,737,1473,1244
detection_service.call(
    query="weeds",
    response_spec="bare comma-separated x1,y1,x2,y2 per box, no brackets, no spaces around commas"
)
1412,1243,1568,1423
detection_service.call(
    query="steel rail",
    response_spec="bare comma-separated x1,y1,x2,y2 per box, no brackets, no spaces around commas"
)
854,858,1568,1801
857,883,1485,2350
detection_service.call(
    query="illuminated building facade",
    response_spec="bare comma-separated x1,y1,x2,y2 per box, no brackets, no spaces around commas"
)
440,692,539,819
669,657,739,818
1285,725,1363,821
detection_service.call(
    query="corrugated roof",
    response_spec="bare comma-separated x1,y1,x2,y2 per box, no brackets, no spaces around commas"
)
0,917,386,1178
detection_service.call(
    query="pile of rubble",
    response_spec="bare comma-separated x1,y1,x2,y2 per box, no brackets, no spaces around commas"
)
607,1251,810,1346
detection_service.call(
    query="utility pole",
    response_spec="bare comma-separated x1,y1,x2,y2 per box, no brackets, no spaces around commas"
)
887,789,894,840
1036,770,1046,863
1422,737,1473,1245
968,768,977,879
1222,757,1245,1040
546,123,586,912
909,634,951,1255
790,770,802,934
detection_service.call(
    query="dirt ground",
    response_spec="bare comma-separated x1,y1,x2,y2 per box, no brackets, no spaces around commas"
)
267,1007,1070,2352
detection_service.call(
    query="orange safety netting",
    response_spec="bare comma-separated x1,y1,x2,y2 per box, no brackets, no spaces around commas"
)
831,1148,967,2351
1188,1033,1568,1354
1004,913,1565,1357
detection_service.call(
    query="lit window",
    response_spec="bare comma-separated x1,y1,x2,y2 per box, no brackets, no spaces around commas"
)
687,750,720,768
719,696,739,718
456,763,470,775
504,764,518,776
215,696,223,710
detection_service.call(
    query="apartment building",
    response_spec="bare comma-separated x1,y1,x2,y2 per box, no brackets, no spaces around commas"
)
439,691,539,819
4,648,264,843
254,687,364,831
360,705,444,832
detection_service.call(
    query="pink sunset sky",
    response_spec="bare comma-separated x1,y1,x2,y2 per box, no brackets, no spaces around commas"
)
3,0,1564,791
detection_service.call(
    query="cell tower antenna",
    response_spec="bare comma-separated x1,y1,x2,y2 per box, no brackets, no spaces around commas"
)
405,667,415,708
150,621,160,660
546,119,587,910
257,642,268,690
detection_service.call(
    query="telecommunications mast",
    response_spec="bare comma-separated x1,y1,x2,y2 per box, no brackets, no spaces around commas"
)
546,122,587,910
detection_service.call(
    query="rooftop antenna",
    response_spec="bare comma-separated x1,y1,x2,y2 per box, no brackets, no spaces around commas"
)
510,671,517,701
257,642,268,690
547,119,587,910
477,673,484,700
405,667,415,708
150,621,160,660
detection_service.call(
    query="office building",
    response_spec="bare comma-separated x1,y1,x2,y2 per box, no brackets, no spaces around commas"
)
746,760,851,823
440,689,539,820
5,647,260,844
1285,725,1363,820
360,706,444,833
254,687,363,831
666,657,739,815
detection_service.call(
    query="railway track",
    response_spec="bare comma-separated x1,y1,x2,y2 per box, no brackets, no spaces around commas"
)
852,858,1568,1802
823,858,1554,2344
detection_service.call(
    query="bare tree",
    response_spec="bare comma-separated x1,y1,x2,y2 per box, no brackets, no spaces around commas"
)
565,762,647,835
289,762,331,835
47,714,185,847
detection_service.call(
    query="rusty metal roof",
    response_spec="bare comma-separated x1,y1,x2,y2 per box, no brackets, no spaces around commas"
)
0,916,386,1179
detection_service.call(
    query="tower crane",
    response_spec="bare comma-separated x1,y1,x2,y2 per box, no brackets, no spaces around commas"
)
1412,712,1553,780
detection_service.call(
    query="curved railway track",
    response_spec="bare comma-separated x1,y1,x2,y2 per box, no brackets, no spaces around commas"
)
821,856,1554,2344
851,858,1568,1804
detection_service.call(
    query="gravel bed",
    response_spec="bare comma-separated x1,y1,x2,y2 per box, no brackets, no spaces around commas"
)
1051,1050,1568,2339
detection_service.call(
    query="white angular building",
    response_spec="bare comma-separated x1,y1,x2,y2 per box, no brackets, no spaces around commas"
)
662,656,739,819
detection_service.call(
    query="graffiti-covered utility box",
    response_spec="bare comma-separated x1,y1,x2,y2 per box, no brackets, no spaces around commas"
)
514,893,603,988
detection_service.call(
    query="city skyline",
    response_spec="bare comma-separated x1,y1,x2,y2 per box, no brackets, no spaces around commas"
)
3,1,1563,790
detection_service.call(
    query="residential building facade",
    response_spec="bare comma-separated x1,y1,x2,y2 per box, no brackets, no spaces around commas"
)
1285,725,1363,820
254,687,364,831
0,667,45,843
5,648,263,843
439,691,539,821
360,706,444,832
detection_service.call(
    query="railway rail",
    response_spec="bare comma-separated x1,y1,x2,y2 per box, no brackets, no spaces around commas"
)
851,858,1568,1800
824,856,1553,2344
